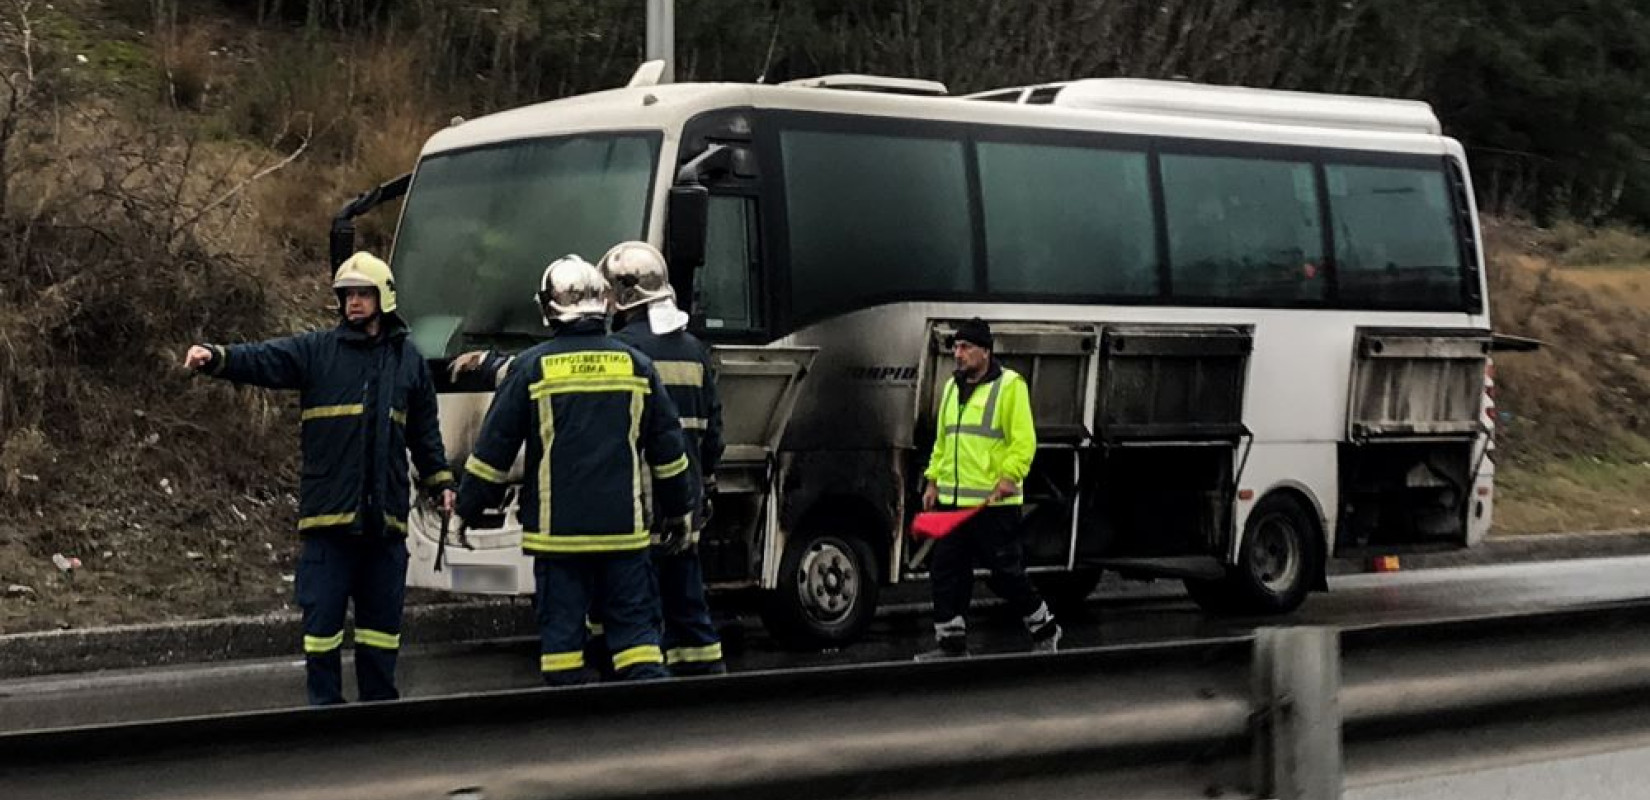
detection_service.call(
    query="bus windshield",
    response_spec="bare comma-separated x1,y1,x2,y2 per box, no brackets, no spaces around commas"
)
391,132,662,356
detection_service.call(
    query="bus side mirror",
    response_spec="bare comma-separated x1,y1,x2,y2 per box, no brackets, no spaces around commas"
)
667,183,709,291
329,173,411,272
329,219,356,271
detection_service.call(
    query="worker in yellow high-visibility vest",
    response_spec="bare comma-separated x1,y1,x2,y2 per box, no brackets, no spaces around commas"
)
917,318,1060,659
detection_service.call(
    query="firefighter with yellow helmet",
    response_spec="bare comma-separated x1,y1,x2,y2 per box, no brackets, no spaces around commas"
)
455,255,698,685
184,252,456,705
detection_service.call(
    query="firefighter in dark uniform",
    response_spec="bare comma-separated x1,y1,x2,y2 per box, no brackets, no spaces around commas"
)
599,241,727,676
183,252,455,705
455,255,698,686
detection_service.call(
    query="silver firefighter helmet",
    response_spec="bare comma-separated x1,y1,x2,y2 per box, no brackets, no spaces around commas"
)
597,240,673,312
536,254,610,324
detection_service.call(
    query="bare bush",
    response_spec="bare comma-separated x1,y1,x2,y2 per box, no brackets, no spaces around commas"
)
0,0,42,220
154,10,218,111
0,86,313,516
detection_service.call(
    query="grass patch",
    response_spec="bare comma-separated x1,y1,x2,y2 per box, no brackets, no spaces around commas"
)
1521,219,1650,269
1495,456,1650,534
1553,268,1650,309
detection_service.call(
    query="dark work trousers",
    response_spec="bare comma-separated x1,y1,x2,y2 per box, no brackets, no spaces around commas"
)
930,505,1044,627
534,552,669,686
295,534,409,706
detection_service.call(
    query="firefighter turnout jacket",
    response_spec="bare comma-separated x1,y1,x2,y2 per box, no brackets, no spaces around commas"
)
203,317,455,535
615,315,724,489
456,319,698,554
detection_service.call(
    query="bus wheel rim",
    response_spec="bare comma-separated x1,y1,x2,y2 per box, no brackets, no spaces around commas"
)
797,538,857,624
1250,512,1302,593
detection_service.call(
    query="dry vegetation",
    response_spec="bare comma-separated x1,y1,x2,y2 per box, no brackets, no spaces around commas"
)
0,0,438,631
1481,218,1650,531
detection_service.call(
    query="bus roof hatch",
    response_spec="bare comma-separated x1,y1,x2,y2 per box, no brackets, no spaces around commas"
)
781,74,949,97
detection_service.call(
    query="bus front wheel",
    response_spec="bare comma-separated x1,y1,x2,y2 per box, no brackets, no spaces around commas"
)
1185,493,1319,616
759,526,880,649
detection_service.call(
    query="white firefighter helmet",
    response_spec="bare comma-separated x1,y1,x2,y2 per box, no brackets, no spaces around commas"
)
597,240,674,312
332,252,397,313
536,255,610,324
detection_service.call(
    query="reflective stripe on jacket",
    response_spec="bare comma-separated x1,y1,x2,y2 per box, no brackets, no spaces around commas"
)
455,320,698,555
923,365,1036,507
615,315,724,490
206,317,453,535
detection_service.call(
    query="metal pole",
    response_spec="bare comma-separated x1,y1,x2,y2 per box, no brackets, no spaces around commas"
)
645,0,675,84
1254,627,1343,800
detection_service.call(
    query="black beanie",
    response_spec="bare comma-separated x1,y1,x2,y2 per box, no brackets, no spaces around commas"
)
950,317,993,350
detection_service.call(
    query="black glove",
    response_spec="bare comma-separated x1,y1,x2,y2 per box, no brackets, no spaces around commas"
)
451,513,474,550
700,486,716,529
657,513,697,555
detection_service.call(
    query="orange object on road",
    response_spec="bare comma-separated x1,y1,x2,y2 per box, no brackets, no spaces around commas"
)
911,506,985,540
1371,555,1402,573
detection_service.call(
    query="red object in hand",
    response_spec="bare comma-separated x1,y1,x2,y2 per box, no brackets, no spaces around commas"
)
911,506,984,540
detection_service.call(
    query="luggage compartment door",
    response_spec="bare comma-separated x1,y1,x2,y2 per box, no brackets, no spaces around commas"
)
1338,329,1491,555
701,346,818,584
1347,330,1491,442
1095,325,1252,443
1082,325,1253,575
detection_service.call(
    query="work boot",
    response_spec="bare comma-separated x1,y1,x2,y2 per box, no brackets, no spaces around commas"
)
1030,622,1063,654
914,635,970,661
1026,602,1061,654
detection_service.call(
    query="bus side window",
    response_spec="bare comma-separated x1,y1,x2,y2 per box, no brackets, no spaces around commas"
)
1160,153,1325,304
697,194,759,331
1325,164,1463,309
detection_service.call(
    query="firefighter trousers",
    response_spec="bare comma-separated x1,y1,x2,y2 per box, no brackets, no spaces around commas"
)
295,534,408,706
654,547,726,675
588,547,726,677
535,552,668,686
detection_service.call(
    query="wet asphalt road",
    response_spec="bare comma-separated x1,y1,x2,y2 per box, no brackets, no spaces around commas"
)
4,555,1650,732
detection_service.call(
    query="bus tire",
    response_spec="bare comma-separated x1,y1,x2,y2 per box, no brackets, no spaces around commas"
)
759,527,880,650
1185,492,1319,616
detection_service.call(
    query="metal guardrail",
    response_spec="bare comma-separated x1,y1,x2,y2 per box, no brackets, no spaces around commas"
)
5,601,1650,799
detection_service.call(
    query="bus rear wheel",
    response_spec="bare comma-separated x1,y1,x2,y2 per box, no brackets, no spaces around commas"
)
1185,493,1319,616
760,526,880,650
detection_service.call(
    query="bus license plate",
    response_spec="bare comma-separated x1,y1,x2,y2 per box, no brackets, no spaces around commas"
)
449,565,517,594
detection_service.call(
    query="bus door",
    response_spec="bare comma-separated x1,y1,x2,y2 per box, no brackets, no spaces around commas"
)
1081,325,1254,581
909,321,1100,577
1338,329,1491,555
700,346,817,589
